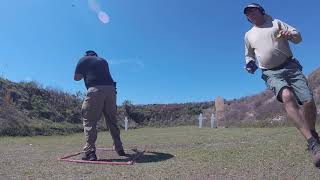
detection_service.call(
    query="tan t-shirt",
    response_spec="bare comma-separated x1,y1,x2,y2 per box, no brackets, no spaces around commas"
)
244,15,302,69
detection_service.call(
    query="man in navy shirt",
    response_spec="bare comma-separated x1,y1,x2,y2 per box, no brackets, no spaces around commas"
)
74,50,125,161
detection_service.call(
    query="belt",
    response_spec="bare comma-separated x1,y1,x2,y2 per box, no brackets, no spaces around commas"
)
262,57,294,71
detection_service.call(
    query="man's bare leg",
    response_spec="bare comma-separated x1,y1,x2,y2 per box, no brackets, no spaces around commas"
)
301,100,319,140
281,88,312,139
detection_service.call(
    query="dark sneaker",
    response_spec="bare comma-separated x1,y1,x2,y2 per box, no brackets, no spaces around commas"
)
309,142,320,167
306,139,320,151
306,132,320,152
116,149,126,156
82,151,97,161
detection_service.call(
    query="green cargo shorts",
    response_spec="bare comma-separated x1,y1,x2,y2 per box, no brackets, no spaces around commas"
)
261,59,313,105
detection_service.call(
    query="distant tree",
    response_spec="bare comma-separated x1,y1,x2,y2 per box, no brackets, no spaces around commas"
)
122,100,133,117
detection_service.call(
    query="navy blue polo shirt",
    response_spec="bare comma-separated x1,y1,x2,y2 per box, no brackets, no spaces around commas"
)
75,56,115,89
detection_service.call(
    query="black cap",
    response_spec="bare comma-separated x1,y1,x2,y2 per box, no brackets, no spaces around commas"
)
243,3,265,15
85,50,98,56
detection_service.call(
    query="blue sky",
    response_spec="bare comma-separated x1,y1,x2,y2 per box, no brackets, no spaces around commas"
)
0,0,319,105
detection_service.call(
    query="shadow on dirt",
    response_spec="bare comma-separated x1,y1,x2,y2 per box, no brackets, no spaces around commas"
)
97,151,174,163
135,151,175,163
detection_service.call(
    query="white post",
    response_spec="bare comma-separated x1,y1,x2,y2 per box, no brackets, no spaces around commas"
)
124,116,128,131
198,113,203,128
211,113,215,128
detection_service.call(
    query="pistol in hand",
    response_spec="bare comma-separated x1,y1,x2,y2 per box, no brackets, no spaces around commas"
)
245,61,258,74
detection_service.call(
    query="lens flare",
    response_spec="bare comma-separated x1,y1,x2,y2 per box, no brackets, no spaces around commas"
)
88,0,110,24
98,11,110,24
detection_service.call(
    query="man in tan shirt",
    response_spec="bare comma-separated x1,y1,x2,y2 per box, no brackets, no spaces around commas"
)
243,3,320,167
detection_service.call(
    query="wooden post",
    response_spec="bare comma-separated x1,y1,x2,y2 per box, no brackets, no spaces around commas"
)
215,96,224,128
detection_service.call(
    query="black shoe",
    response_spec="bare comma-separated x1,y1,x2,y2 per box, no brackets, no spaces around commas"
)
82,151,97,161
308,142,320,167
306,132,320,151
116,149,126,156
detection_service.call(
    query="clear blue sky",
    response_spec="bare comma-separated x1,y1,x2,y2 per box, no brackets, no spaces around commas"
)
0,0,319,105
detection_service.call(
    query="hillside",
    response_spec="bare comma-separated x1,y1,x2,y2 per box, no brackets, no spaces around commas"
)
122,67,320,128
0,78,214,136
0,67,319,136
0,80,84,136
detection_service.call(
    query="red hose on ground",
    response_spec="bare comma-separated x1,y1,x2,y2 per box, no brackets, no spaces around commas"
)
58,147,144,165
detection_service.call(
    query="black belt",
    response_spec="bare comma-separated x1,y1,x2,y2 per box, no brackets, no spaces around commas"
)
262,57,294,71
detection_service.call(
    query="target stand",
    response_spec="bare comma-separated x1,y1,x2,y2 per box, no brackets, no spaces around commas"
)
58,147,145,165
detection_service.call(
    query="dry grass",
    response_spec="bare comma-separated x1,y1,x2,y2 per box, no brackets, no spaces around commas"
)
0,126,320,179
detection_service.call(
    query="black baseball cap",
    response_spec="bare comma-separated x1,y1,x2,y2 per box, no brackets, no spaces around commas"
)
85,50,98,56
243,3,265,14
